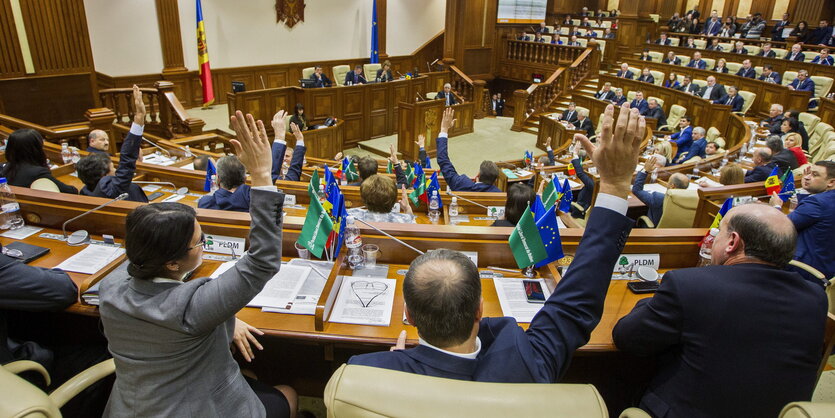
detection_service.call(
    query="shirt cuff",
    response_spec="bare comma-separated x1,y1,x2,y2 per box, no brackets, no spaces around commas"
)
546,146,552,151
438,132,448,139
129,123,144,136
419,147,425,151
252,185,278,192
594,193,628,216
274,139,287,145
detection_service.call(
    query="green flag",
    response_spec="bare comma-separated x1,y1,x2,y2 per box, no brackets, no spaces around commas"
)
386,160,394,174
405,164,415,186
542,179,558,209
409,172,426,205
311,168,320,192
508,205,548,268
344,160,359,182
297,183,333,258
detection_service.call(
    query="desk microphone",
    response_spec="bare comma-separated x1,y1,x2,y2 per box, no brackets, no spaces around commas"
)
132,181,188,196
352,218,425,255
141,137,172,156
62,193,129,246
445,187,488,209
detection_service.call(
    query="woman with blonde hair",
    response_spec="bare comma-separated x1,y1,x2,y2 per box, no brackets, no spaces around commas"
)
784,133,808,166
653,140,673,166
719,163,744,185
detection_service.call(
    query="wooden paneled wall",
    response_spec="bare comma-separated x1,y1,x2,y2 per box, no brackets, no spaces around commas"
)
444,0,498,78
17,0,94,75
0,0,25,78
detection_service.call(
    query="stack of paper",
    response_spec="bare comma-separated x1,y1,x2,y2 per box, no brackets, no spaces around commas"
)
494,278,552,323
329,276,396,326
262,260,333,315
55,244,125,274
246,264,311,310
81,282,101,305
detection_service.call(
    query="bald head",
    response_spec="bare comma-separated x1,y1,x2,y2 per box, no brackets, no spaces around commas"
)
87,129,110,152
669,173,689,189
404,249,481,347
753,148,772,165
712,203,796,267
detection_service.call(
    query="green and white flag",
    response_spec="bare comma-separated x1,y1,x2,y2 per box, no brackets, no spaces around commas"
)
508,204,548,268
297,182,333,258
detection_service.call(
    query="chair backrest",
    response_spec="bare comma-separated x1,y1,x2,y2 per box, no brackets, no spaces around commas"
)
363,63,382,80
669,37,680,46
706,126,721,141
560,36,568,44
712,137,726,148
811,76,834,98
747,46,761,55
541,35,552,43
804,54,816,63
577,38,588,47
799,112,821,133
302,67,315,80
577,28,588,36
691,79,707,89
626,91,636,101
560,27,570,35
656,189,699,228
779,401,835,418
0,365,61,418
702,58,715,69
597,39,606,55
30,178,60,192
737,90,756,114
718,42,733,51
753,66,763,77
648,96,665,108
628,67,640,78
816,133,835,162
601,21,612,28
677,55,691,66
545,25,554,32
667,104,686,128
725,62,743,73
331,65,350,86
783,71,798,86
693,39,707,49
575,106,590,118
324,364,609,418
648,51,664,61
649,70,664,85
772,48,788,59
571,19,580,26
809,123,834,158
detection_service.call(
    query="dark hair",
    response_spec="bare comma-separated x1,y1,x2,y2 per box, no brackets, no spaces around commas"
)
357,156,379,180
783,117,799,133
726,208,796,267
4,129,48,181
815,161,835,179
763,64,773,71
76,153,111,190
193,155,210,171
478,161,500,186
294,103,304,117
403,249,481,347
680,116,691,123
125,203,197,280
765,135,784,153
216,155,246,190
787,110,801,119
756,148,772,163
504,183,536,225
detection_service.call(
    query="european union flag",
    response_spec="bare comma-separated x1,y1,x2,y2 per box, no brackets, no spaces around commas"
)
424,155,432,169
370,1,379,64
531,194,547,222
412,163,424,188
779,171,795,202
203,158,216,191
534,205,564,268
426,171,443,208
331,190,348,257
559,179,573,213
323,164,339,198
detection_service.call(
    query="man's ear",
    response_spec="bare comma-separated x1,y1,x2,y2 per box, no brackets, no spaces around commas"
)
404,303,414,326
475,297,484,321
725,231,744,256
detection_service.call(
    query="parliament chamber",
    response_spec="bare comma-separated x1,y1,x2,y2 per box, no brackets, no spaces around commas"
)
1,0,835,417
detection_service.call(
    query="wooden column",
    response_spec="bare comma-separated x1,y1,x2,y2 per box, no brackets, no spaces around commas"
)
792,0,827,25
511,89,529,132
375,0,387,60
155,0,187,74
443,0,498,77
472,79,486,119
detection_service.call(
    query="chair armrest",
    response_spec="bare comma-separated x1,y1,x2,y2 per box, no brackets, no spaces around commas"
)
788,259,825,280
657,124,671,131
570,201,586,215
49,359,115,408
3,360,51,387
620,407,653,418
637,215,655,228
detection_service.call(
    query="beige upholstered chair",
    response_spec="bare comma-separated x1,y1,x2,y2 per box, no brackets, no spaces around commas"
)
816,135,835,162
753,66,763,78
30,178,60,192
301,67,315,80
577,28,588,36
804,54,816,63
560,36,568,44
0,359,115,418
650,70,664,86
637,189,699,228
809,76,834,110
331,65,350,87
718,42,733,51
691,79,707,89
545,25,554,32
628,67,640,78
648,51,664,61
772,48,788,59
571,19,580,26
702,58,715,70
669,37,680,46
799,112,821,133
648,96,664,108
626,91,636,101
736,90,756,115
541,35,552,43
677,55,690,66
559,27,570,35
706,127,721,142
809,123,834,159
782,71,798,87
620,408,653,418
725,62,742,73
693,39,707,49
747,46,761,56
601,20,612,28
363,63,381,80
779,402,835,418
577,38,588,47
712,137,726,149
658,104,686,131
324,364,610,418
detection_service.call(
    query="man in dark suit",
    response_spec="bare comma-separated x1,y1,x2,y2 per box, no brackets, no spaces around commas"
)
349,104,642,384
490,93,505,116
611,88,627,106
759,65,782,84
517,31,531,41
77,85,148,203
736,59,756,78
629,91,649,115
536,22,548,33
344,65,367,85
567,35,582,46
811,48,834,65
595,82,615,101
270,112,306,182
435,108,498,192
668,116,694,161
762,103,785,134
787,70,815,93
561,102,578,122
616,63,634,79
436,83,458,106
662,51,681,65
86,130,111,155
310,66,332,88
687,52,707,69
809,20,831,45
654,33,671,45
771,13,790,41
703,16,721,36
714,85,744,112
730,41,748,54
784,43,805,61
699,76,726,101
613,201,826,418
745,148,780,182
645,99,666,127
767,135,799,172
678,75,701,95
757,43,777,58
572,109,594,137
685,6,700,20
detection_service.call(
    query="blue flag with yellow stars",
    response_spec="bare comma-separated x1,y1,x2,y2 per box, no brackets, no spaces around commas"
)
534,205,564,267
559,179,573,213
370,1,379,63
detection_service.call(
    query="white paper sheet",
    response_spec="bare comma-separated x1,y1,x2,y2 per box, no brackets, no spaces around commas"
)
262,260,334,315
493,278,552,323
54,244,125,274
696,176,723,188
1,226,43,239
329,276,396,326
161,194,185,203
247,265,311,310
642,183,668,194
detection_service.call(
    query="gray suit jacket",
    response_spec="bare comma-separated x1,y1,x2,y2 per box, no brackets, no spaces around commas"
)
100,187,285,418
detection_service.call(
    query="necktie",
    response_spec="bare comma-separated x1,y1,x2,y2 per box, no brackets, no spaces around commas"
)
446,95,450,106
726,97,732,105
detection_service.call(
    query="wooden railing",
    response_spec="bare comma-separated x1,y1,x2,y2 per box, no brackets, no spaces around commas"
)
448,65,488,119
0,108,119,154
99,81,205,139
503,39,587,66
511,42,600,131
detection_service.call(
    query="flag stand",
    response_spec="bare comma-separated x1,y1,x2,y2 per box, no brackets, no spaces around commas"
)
524,265,535,278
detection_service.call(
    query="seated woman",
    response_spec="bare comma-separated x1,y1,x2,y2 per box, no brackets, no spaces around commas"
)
98,110,298,418
376,60,394,82
492,183,535,227
783,110,810,150
289,103,307,131
347,174,415,223
639,49,652,61
784,132,808,166
663,72,680,89
0,129,78,194
719,163,744,185
713,58,729,73
653,140,673,166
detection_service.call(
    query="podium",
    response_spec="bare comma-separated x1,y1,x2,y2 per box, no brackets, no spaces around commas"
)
397,99,475,161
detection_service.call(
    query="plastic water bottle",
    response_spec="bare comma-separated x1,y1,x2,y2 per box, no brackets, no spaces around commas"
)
318,184,326,204
184,145,193,158
344,216,363,256
697,228,719,267
61,143,71,164
71,147,81,164
210,174,219,193
721,156,729,168
428,191,440,223
0,178,25,230
449,196,459,216
740,143,748,157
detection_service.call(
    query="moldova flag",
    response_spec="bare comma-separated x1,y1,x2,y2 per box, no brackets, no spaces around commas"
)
567,161,577,176
531,194,547,222
764,166,782,195
196,0,214,107
710,198,734,229
524,151,533,166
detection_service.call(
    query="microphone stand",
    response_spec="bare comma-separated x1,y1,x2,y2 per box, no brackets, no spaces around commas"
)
353,218,425,255
445,188,488,209
62,193,129,245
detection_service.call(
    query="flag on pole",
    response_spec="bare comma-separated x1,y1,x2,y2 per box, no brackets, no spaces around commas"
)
534,205,564,268
310,167,320,193
567,161,577,176
203,158,216,191
531,194,547,221
370,1,379,64
409,163,427,205
196,0,214,107
524,151,533,166
405,164,415,186
709,197,734,229
542,178,559,209
779,171,795,202
508,205,548,268
559,179,573,213
298,183,334,258
342,158,359,182
426,171,442,208
386,160,394,174
764,166,782,195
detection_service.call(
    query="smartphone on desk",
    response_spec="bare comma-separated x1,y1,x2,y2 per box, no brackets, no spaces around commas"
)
627,280,660,294
523,280,546,303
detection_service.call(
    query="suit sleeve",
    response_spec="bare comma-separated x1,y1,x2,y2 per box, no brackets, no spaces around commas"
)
613,272,684,355
393,164,408,188
547,149,556,166
0,256,78,311
436,135,476,191
108,126,142,196
284,145,306,182
632,171,660,206
788,197,820,231
525,206,633,380
418,147,428,168
271,142,288,182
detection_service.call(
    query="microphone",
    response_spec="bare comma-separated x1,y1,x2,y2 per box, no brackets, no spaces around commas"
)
430,58,439,66
352,218,425,255
132,181,188,196
445,187,488,209
62,193,129,246
142,137,172,157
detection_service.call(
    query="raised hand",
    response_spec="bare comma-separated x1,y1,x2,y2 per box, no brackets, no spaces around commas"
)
439,107,456,134
389,144,399,165
643,155,658,173
290,122,304,145
230,110,273,187
415,134,426,148
390,330,407,351
542,137,552,148
271,110,287,139
576,103,645,198
132,85,146,126
400,185,413,215
573,133,596,157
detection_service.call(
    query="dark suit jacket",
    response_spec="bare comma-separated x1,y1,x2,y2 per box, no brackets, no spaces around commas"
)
270,142,305,182
757,50,777,58
436,91,458,106
790,189,835,280
714,94,744,112
637,74,655,84
771,20,790,39
629,99,649,115
569,157,594,219
344,71,367,85
736,67,756,78
654,38,671,45
594,90,615,101
785,52,805,61
759,71,782,84
772,149,799,172
705,44,723,51
611,95,627,105
699,84,726,101
561,109,578,123
197,184,251,212
80,130,147,203
731,48,748,54
613,263,826,418
376,69,394,82
645,106,667,127
678,83,700,95
310,73,331,88
631,171,665,225
744,162,779,183
0,163,77,194
712,65,728,73
687,59,707,69
490,99,505,116
573,118,594,137
86,147,109,155
349,207,633,382
615,70,634,79
662,57,681,65
809,26,833,45
435,135,499,192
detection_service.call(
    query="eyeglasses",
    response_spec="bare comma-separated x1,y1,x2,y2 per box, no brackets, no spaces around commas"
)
189,233,206,251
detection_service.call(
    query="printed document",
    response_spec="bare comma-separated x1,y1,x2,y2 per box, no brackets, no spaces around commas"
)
329,276,396,326
493,278,552,323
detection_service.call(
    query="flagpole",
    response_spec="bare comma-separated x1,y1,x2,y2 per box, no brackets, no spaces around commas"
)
353,218,425,255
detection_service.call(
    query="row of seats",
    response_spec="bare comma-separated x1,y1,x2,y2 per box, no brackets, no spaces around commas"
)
519,37,609,58
301,63,383,86
545,25,612,35
660,38,831,65
545,20,614,31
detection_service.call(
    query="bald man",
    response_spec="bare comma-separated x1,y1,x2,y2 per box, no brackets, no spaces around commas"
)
87,129,111,154
744,148,779,183
632,156,692,226
614,203,826,417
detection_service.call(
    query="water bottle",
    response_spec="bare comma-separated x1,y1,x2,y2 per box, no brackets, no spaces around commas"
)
740,143,748,157
0,178,25,230
449,196,459,216
184,145,193,158
721,156,729,168
344,216,363,256
428,191,440,223
61,143,71,164
318,184,326,203
789,194,798,211
692,164,700,179
697,228,719,267
210,174,219,193
71,147,81,164
650,168,658,184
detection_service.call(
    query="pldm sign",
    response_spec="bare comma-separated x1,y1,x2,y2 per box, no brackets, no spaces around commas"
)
203,234,246,256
